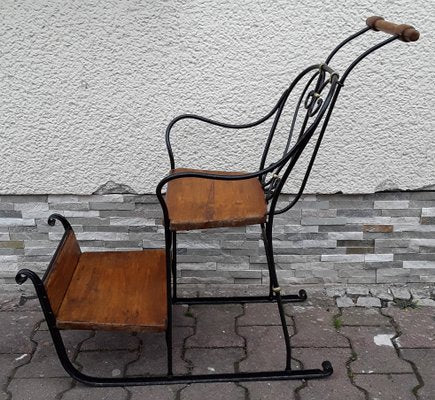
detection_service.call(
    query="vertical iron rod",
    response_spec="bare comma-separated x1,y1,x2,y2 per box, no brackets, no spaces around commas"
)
165,226,173,376
172,231,177,299
262,222,292,371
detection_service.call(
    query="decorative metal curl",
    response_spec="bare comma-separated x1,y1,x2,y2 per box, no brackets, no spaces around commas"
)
47,213,72,231
304,90,324,117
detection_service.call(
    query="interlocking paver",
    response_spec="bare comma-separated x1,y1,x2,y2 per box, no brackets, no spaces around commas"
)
14,297,42,312
76,350,137,377
401,348,435,400
289,306,348,348
295,348,364,400
186,305,243,348
383,307,435,348
0,293,21,311
241,381,300,400
340,308,389,326
173,305,195,327
0,353,30,399
353,373,418,400
127,328,192,376
184,348,244,374
0,311,42,353
239,325,296,372
238,303,290,326
7,377,71,400
2,290,433,399
129,385,184,400
15,330,92,378
180,383,245,400
62,386,129,400
80,331,139,351
341,326,412,373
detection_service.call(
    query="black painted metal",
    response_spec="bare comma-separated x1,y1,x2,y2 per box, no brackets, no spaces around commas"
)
173,291,307,305
16,22,415,387
42,214,74,282
156,23,413,387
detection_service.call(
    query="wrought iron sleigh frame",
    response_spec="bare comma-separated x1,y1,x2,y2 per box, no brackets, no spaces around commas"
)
16,17,420,386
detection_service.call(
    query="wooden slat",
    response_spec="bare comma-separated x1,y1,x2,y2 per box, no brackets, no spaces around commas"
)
165,168,267,231
45,230,81,316
56,250,167,332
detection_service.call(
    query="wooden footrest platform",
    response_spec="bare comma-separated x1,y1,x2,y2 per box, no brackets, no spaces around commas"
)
54,249,167,332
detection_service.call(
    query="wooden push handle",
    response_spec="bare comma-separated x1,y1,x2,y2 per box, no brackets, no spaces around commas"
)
366,16,420,42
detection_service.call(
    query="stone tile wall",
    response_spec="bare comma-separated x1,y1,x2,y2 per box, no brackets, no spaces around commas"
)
0,191,434,292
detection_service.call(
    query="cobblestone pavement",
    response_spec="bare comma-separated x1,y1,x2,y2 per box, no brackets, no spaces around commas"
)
1,289,434,400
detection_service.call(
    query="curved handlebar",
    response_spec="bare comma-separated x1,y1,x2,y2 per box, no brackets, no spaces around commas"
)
366,16,420,42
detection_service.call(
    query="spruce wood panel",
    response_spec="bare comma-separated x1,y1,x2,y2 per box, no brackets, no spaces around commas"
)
56,249,167,332
165,168,267,231
45,230,81,315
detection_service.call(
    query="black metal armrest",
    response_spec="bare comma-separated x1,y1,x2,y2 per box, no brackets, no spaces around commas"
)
165,97,284,169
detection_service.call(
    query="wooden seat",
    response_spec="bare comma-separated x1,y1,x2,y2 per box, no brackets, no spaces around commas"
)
43,230,167,332
56,250,167,332
165,168,267,231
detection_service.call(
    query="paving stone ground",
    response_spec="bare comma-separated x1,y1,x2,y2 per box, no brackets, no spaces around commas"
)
1,291,433,399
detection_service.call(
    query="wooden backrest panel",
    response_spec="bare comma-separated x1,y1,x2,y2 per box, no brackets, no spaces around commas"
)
44,230,81,316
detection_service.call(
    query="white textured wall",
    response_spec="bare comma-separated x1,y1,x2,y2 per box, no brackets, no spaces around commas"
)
1,0,434,194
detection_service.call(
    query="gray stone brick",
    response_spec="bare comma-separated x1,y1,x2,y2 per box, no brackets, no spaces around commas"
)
180,262,217,271
301,217,347,226
346,286,369,296
49,202,90,211
403,260,435,269
374,200,410,209
337,209,381,217
0,218,35,226
365,253,394,262
356,296,381,307
370,288,393,301
0,210,22,218
1,192,435,289
377,268,414,283
390,287,411,300
416,298,435,306
321,254,365,263
1,195,47,203
328,232,363,240
89,202,135,211
319,224,363,232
